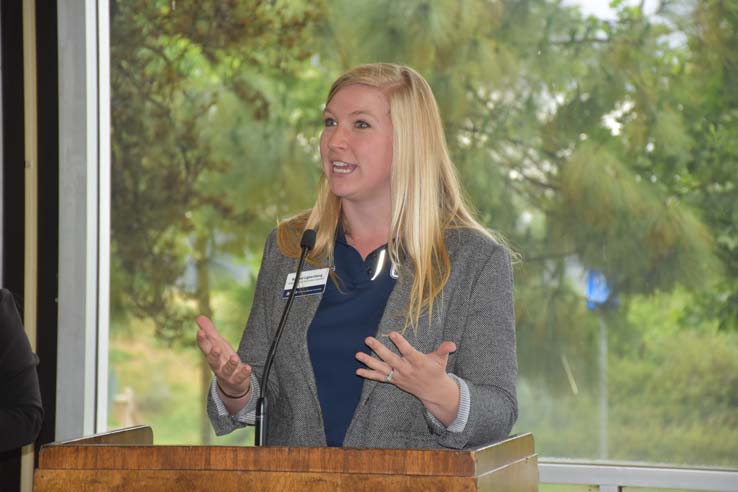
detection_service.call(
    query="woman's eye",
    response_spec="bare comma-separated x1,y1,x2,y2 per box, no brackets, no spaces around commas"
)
355,120,370,129
324,118,337,127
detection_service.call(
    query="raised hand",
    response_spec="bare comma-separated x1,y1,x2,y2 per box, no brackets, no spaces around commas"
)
356,331,460,426
196,315,252,401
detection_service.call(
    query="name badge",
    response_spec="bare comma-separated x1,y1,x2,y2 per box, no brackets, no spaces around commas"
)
282,268,330,299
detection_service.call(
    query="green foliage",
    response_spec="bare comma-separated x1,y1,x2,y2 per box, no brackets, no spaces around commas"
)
109,0,738,464
110,0,325,342
108,316,253,445
557,143,716,294
516,289,738,466
608,329,738,466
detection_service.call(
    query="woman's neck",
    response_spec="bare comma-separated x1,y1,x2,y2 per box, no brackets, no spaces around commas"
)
341,201,391,260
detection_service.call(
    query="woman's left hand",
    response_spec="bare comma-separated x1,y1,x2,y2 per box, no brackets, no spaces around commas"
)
356,331,460,426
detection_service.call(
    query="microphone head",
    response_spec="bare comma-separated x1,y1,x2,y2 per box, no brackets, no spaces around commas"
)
300,229,317,250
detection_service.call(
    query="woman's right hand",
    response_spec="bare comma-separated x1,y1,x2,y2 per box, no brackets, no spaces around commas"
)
196,315,252,399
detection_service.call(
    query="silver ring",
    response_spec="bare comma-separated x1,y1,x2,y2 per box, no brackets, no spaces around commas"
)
384,368,395,383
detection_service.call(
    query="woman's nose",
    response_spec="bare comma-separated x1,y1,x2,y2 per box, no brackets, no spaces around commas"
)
327,126,348,150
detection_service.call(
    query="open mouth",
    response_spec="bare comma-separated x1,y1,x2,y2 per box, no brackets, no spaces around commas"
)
332,161,357,174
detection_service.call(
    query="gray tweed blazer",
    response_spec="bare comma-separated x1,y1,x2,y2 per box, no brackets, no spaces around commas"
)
207,227,517,449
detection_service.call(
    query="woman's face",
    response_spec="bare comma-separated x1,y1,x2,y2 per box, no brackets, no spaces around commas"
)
319,84,393,209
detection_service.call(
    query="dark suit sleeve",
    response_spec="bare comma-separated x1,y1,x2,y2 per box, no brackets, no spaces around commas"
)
0,289,44,452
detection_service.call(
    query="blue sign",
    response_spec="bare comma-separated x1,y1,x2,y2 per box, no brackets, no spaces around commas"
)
585,269,611,310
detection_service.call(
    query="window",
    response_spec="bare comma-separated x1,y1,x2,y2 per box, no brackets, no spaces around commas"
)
106,0,738,474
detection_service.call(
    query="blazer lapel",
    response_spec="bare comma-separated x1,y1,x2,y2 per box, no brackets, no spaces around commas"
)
357,268,413,405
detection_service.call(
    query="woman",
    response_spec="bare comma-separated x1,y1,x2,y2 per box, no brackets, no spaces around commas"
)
197,63,517,449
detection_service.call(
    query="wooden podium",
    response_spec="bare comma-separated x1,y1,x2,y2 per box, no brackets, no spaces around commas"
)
34,426,537,491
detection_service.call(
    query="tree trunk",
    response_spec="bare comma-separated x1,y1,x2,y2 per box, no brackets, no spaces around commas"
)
194,233,214,445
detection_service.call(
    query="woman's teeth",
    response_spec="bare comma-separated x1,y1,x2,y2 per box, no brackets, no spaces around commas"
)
332,161,356,174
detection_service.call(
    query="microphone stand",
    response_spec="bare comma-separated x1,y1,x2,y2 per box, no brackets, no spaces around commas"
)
254,229,316,446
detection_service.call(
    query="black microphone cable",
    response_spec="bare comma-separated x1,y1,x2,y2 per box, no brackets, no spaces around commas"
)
254,229,317,446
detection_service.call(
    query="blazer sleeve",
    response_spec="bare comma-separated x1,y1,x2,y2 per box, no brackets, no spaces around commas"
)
425,245,518,449
207,232,277,435
0,288,44,452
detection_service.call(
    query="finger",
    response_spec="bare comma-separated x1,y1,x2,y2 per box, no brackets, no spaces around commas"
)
222,363,250,390
197,315,231,347
355,351,392,373
220,354,240,378
206,346,225,370
197,330,217,357
356,367,392,382
387,331,422,362
234,365,252,385
364,337,403,366
433,341,457,358
196,315,239,361
196,317,222,356
196,330,213,354
218,362,251,390
195,315,218,336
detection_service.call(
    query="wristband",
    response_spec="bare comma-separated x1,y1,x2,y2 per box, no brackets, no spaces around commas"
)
216,380,250,399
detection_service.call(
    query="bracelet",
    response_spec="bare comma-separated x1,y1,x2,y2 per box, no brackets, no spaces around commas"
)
216,380,250,400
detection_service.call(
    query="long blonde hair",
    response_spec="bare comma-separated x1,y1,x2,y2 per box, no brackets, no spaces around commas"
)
278,63,491,329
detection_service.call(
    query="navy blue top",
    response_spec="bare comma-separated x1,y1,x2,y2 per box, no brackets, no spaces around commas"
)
307,228,397,446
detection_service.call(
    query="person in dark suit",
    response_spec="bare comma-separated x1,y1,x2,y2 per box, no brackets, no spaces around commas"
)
0,288,43,452
197,64,517,448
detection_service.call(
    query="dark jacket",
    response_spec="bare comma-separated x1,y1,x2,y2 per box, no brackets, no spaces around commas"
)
0,288,43,452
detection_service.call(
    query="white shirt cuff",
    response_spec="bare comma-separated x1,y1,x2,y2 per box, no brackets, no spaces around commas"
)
210,377,256,423
425,373,470,433
446,373,470,433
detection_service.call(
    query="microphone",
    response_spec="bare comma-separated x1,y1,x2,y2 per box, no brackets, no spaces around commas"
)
255,229,317,446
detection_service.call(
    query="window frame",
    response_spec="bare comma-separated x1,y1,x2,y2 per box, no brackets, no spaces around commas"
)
58,1,738,489
56,0,110,440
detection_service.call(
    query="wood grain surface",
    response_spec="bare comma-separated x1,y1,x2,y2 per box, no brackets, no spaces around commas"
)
35,428,538,492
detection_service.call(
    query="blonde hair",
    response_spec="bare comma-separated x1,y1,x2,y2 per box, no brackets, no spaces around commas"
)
278,63,492,329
